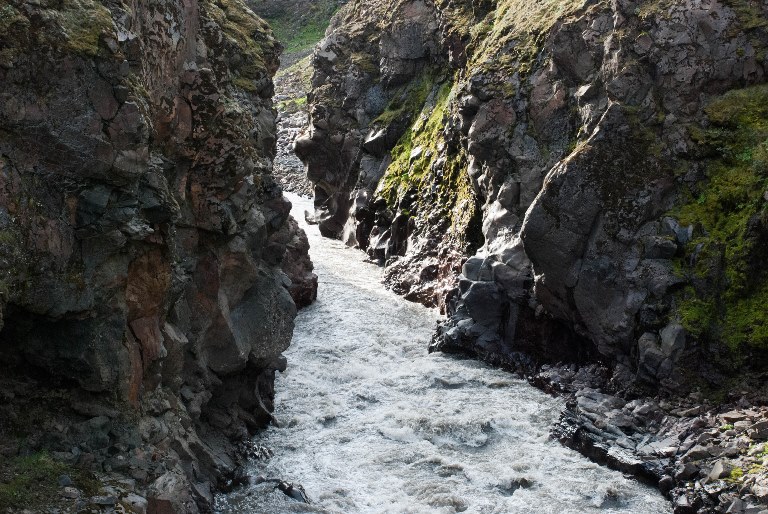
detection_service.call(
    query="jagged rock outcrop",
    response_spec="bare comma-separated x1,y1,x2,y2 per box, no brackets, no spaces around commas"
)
0,0,315,510
298,0,768,390
300,1,768,509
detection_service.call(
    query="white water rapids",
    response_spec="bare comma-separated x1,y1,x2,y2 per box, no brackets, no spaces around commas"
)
216,193,670,514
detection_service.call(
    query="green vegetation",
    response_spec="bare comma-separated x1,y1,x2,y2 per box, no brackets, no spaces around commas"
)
0,452,99,511
204,0,276,90
350,52,378,74
0,0,114,58
722,0,768,33
255,0,341,55
0,3,29,34
266,12,331,54
56,0,114,57
275,54,313,90
635,0,674,19
375,76,482,252
276,95,307,113
467,0,586,79
376,79,450,203
672,85,768,351
374,73,437,127
729,466,745,481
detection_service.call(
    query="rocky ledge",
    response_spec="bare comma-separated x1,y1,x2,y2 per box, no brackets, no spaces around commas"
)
529,364,768,514
0,0,316,511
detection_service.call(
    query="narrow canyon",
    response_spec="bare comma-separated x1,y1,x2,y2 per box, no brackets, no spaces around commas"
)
1,0,768,513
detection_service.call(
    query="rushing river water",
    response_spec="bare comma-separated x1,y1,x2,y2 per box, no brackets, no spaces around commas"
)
216,193,670,514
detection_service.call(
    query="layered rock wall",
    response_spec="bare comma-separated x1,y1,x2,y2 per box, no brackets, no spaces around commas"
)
0,0,315,509
299,0,768,391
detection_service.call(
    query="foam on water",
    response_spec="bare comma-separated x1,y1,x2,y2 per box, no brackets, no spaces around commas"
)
215,193,670,514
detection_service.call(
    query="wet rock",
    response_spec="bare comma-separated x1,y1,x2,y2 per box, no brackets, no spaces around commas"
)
676,462,700,481
277,481,311,503
659,475,675,495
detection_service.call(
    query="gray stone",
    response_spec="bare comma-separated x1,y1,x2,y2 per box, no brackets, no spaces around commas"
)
682,445,711,462
660,323,686,359
708,460,734,481
91,496,117,506
644,236,678,259
123,493,148,514
749,421,768,440
722,411,750,423
675,462,700,481
727,498,746,514
659,475,674,495
61,487,80,499
638,332,665,379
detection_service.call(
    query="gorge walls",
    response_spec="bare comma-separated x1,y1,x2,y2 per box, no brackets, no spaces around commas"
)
298,0,768,393
0,0,315,510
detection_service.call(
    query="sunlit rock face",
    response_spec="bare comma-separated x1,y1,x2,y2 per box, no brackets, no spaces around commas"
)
299,0,768,390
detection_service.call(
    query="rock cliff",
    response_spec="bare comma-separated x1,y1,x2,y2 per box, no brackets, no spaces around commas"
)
0,0,315,511
298,1,768,509
298,0,768,392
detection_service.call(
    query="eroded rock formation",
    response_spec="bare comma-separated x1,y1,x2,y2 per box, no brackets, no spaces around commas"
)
298,0,768,390
298,1,768,509
0,0,315,510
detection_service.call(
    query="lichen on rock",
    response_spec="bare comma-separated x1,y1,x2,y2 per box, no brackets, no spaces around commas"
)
0,0,316,510
299,0,768,391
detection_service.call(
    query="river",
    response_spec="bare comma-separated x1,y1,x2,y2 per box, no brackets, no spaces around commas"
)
215,193,670,514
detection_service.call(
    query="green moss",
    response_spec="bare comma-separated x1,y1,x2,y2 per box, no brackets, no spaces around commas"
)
729,467,745,481
261,0,339,54
374,73,437,126
374,77,483,252
376,79,451,203
671,85,768,352
0,3,29,34
276,95,307,113
350,52,378,74
233,76,257,91
203,0,276,82
468,0,586,80
56,0,114,57
722,0,768,32
2,0,114,58
635,0,675,19
678,289,717,338
0,452,98,511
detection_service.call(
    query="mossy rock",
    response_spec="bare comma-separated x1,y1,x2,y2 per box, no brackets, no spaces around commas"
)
0,0,115,58
0,452,99,511
671,84,768,355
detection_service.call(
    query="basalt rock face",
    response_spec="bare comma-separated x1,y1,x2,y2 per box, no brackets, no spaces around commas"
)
0,0,313,510
300,0,768,391
296,0,483,310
